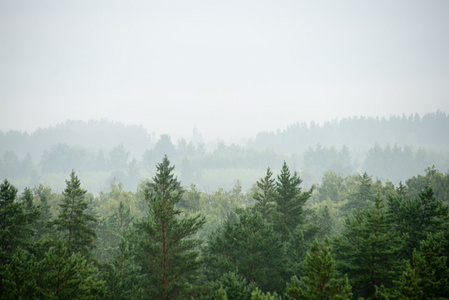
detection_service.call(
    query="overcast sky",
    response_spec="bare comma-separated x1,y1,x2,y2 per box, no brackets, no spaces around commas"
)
1,0,448,142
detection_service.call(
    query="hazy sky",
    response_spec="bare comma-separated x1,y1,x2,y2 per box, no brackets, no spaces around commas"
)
1,0,448,142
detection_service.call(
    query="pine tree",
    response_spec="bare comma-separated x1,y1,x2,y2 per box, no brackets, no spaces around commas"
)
33,184,54,240
54,170,97,257
94,201,133,263
274,161,312,240
207,211,286,293
387,185,448,260
212,272,258,300
37,238,105,299
398,234,449,299
0,180,39,295
135,156,205,299
345,172,373,212
296,237,352,300
1,248,40,299
253,167,276,221
333,196,403,299
103,233,144,300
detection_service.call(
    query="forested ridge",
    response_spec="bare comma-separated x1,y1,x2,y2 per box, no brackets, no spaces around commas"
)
1,155,449,299
1,112,449,193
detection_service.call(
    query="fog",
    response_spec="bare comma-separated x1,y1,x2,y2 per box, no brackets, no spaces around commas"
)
1,0,449,142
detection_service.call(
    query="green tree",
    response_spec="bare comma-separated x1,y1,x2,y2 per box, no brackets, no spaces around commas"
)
33,184,54,240
387,185,449,260
0,180,39,295
345,172,373,212
94,201,133,263
54,170,97,257
135,156,205,299
1,248,40,299
215,284,228,300
37,238,105,299
253,167,276,221
251,288,281,300
274,161,312,240
397,234,449,299
207,211,286,293
103,233,145,300
334,196,403,299
297,237,352,300
212,272,258,300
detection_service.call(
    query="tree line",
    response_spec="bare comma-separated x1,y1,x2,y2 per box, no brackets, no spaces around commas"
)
1,157,449,299
1,136,448,194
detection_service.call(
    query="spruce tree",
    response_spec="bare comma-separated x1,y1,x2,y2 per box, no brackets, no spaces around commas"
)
345,172,373,212
33,184,54,240
207,211,286,293
274,161,312,240
0,180,39,296
299,237,352,300
37,238,105,299
398,234,449,299
135,156,205,299
212,272,258,300
333,196,403,299
54,170,97,257
387,185,449,260
253,167,276,221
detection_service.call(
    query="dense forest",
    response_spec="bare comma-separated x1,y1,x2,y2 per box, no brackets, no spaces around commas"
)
1,111,449,299
1,156,449,299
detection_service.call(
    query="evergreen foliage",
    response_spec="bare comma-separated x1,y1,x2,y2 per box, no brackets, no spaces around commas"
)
135,156,205,299
211,271,258,300
387,185,449,260
54,170,97,258
274,161,312,240
1,248,40,299
299,237,352,300
37,238,105,299
103,234,144,300
0,179,39,296
334,196,403,299
253,167,276,221
397,234,449,299
207,211,286,293
345,172,373,212
215,284,228,300
1,154,449,299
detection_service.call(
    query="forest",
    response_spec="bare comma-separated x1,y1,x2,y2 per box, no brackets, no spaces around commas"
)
1,157,449,299
1,112,449,299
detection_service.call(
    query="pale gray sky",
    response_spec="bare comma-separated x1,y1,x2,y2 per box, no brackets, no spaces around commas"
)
1,0,448,142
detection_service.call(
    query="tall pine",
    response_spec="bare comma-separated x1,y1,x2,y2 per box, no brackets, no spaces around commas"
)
253,167,276,221
274,162,312,240
55,170,97,257
135,156,205,299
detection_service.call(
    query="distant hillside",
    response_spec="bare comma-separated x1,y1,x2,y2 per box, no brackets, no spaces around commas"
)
0,120,153,161
247,111,449,154
1,112,449,193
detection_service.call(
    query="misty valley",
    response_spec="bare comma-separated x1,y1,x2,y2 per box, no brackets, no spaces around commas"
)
1,112,449,299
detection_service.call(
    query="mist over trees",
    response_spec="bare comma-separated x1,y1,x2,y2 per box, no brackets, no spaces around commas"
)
1,112,448,193
1,110,449,299
248,111,449,153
